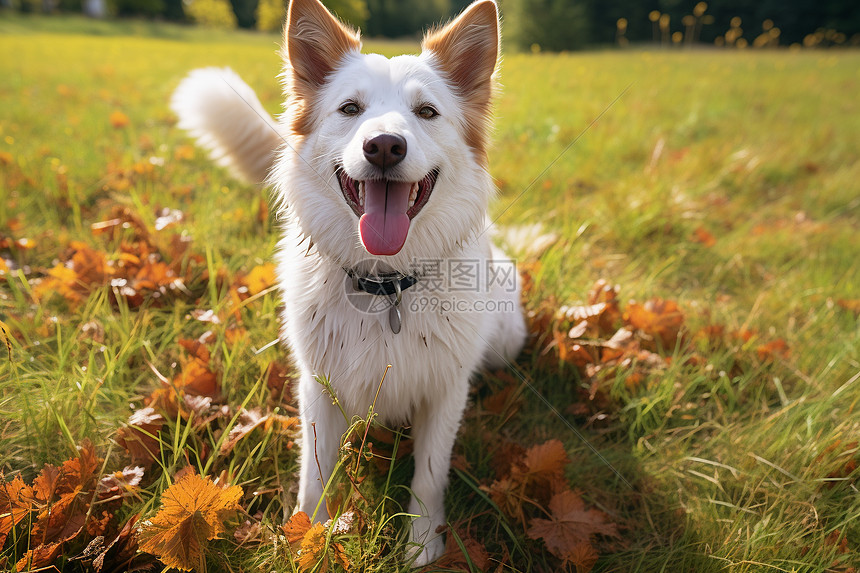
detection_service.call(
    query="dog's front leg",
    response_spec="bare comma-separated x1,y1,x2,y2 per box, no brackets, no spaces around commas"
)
296,372,346,522
405,382,469,566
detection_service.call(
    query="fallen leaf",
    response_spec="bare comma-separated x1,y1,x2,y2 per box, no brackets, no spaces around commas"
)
564,542,599,572
173,145,195,161
174,358,218,397
520,439,570,501
137,472,243,571
0,475,33,547
178,336,211,363
93,514,147,572
527,489,617,564
623,298,685,350
483,383,517,415
116,407,164,468
241,263,276,296
220,409,268,455
282,511,311,544
756,338,790,361
296,522,326,570
266,361,291,402
15,540,63,572
431,526,490,571
110,111,130,128
692,226,717,247
233,518,263,546
98,466,145,500
836,299,860,316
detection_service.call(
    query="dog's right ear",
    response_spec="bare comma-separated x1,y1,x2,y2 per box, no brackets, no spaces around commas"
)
282,0,361,131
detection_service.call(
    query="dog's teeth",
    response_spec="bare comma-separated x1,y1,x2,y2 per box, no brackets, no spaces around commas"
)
358,181,365,208
408,183,418,209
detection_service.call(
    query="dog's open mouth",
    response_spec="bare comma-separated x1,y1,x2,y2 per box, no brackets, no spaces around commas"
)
336,167,438,256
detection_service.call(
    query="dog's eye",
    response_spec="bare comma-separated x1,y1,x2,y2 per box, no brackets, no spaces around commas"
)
339,102,361,116
416,105,439,120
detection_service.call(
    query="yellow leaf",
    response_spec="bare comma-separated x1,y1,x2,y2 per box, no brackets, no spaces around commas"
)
242,263,276,296
174,145,195,161
137,472,242,571
297,523,327,571
110,111,130,129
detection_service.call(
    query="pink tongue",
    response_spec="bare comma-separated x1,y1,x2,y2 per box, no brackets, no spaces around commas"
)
359,180,411,256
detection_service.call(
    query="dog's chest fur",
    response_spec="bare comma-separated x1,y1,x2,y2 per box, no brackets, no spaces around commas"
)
277,221,493,423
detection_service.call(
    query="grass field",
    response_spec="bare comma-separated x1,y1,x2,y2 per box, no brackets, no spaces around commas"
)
1,15,859,573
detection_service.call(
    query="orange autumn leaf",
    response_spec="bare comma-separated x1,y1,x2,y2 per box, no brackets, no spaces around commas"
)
521,439,570,494
173,145,195,161
692,226,717,247
836,299,860,316
178,336,211,362
527,489,618,567
563,542,599,572
2,440,106,573
54,439,101,495
110,110,130,128
15,540,63,572
31,464,61,503
175,358,218,397
756,338,790,361
555,336,597,368
282,511,311,544
0,475,34,547
297,522,327,570
242,263,277,296
30,489,88,544
137,472,243,571
34,242,115,306
623,298,685,350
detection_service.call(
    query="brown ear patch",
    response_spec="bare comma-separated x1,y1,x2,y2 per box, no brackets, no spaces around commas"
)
282,0,361,135
422,0,500,163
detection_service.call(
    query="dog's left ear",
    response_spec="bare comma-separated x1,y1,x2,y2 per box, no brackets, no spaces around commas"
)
422,0,500,158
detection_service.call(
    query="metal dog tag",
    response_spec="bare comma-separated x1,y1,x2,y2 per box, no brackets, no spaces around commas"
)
388,304,402,334
387,280,403,334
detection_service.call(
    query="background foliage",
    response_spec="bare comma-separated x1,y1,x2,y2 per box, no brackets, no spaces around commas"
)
2,0,859,50
1,15,859,571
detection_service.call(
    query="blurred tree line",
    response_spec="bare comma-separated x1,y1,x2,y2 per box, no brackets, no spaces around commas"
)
5,0,858,49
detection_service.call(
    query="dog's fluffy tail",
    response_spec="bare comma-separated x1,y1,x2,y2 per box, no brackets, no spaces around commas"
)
170,67,282,185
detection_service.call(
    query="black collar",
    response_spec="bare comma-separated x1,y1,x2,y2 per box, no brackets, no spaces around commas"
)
344,268,419,296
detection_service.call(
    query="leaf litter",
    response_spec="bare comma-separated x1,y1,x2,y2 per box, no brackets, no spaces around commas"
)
0,198,814,572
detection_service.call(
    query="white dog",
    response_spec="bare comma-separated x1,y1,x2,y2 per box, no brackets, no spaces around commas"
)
171,0,526,564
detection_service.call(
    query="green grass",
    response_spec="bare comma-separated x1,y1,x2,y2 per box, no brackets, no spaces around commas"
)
1,16,859,573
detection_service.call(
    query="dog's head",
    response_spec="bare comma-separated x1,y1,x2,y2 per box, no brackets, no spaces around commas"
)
272,0,500,268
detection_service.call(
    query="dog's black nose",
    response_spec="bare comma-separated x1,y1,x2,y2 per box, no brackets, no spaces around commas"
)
363,133,407,170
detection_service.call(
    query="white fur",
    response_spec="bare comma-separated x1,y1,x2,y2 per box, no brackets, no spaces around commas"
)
170,67,283,185
171,4,526,566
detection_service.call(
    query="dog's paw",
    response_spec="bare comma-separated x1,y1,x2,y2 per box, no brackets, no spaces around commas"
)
406,535,445,567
